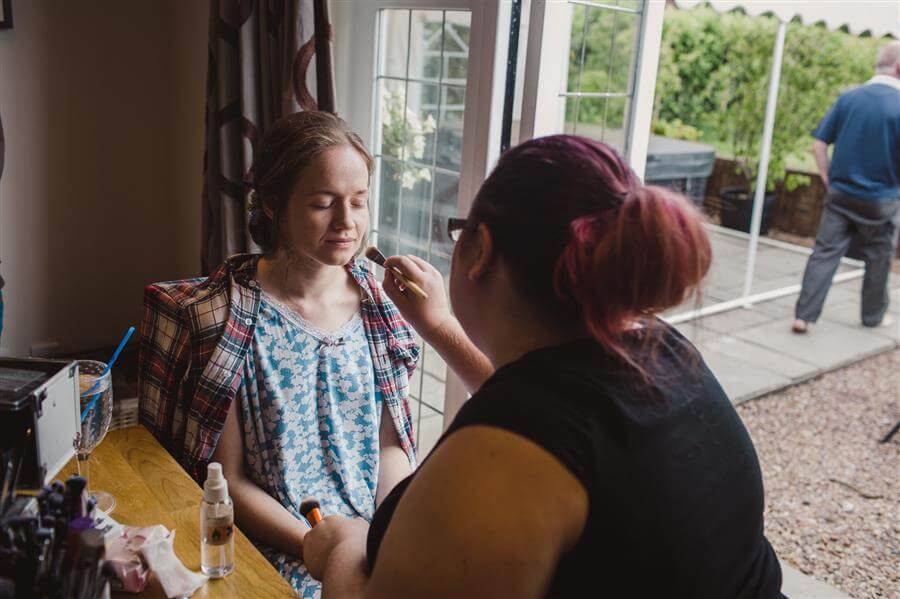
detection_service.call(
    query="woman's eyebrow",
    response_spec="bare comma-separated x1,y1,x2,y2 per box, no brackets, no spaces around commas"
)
305,188,340,198
305,188,369,197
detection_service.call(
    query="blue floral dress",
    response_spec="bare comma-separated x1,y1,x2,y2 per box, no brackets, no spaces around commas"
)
238,291,382,597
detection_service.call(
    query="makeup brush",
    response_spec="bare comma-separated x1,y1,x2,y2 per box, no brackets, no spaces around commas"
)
300,499,324,527
364,246,429,300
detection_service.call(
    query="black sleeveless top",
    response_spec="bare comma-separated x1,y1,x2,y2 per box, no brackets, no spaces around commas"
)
368,325,783,598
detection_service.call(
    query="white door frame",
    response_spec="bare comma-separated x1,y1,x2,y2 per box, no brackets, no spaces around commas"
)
625,0,664,179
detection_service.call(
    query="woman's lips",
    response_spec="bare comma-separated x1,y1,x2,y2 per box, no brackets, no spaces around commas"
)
326,238,356,246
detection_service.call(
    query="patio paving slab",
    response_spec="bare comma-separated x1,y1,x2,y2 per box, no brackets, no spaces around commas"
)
694,334,819,381
733,318,895,373
768,277,862,309
821,299,900,341
697,348,792,403
693,305,782,334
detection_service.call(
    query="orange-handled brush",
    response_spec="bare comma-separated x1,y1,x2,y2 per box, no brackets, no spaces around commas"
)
300,499,324,527
364,246,429,300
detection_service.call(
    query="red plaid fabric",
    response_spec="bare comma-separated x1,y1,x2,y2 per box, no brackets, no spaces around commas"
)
138,254,421,481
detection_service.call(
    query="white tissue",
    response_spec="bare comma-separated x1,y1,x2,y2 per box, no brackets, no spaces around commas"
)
138,526,208,598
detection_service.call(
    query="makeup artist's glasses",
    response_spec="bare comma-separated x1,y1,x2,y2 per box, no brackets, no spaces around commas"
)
447,217,475,242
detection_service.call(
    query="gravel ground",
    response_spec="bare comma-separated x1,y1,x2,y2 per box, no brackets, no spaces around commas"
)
737,349,899,599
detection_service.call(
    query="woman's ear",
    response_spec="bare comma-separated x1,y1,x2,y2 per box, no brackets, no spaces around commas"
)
468,223,494,282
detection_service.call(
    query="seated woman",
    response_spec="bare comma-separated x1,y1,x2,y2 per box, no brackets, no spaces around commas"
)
303,135,785,598
138,111,491,597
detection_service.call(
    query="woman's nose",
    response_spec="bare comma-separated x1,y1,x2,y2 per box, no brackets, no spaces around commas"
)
332,202,354,229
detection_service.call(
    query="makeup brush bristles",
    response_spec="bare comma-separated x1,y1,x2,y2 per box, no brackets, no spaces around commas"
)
363,246,428,299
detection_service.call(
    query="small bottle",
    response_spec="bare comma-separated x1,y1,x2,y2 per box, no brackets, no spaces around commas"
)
200,462,235,578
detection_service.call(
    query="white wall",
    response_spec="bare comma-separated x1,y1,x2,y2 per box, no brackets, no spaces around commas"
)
0,0,206,356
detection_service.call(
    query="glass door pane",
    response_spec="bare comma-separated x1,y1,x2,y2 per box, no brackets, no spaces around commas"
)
373,8,473,456
564,0,641,155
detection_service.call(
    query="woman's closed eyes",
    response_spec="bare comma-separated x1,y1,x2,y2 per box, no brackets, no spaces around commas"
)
309,194,369,210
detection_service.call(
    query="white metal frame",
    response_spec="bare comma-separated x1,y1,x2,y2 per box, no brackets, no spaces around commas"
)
741,19,787,304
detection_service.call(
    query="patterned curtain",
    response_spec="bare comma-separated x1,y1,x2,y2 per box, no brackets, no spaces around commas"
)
201,0,335,274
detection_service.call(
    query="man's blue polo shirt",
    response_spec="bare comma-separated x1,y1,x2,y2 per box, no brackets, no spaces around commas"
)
813,76,900,201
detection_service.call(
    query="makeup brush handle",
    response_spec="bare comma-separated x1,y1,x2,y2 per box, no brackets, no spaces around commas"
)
389,267,428,300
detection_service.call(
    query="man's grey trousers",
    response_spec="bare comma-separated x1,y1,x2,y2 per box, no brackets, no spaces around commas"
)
795,189,899,326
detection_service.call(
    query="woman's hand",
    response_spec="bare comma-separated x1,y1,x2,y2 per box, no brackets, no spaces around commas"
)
381,254,453,344
383,254,494,400
303,515,370,582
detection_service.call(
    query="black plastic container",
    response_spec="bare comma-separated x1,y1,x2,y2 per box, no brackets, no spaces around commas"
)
719,186,777,234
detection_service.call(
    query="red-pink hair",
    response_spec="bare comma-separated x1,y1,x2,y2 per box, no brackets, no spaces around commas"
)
469,135,711,369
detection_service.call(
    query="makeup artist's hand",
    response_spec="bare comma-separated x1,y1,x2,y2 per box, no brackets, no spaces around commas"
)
303,515,369,581
382,255,453,343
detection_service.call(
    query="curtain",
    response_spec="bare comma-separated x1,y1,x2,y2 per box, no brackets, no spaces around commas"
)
0,112,5,341
201,0,335,274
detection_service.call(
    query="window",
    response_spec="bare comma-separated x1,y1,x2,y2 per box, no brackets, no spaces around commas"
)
519,0,661,175
371,8,475,452
563,1,642,155
373,9,472,278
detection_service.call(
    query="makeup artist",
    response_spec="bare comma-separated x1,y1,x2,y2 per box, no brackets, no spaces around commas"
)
303,136,785,598
138,111,491,598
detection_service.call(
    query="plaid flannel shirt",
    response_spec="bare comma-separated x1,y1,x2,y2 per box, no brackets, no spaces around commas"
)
138,254,420,481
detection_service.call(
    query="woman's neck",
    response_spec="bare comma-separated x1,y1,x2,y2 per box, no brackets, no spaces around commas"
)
257,252,349,302
478,293,589,370
487,323,588,371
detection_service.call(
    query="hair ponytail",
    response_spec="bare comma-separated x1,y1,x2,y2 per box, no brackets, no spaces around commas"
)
554,184,711,357
471,135,711,374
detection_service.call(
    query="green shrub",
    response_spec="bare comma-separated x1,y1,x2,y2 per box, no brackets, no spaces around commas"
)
653,5,882,189
652,119,701,141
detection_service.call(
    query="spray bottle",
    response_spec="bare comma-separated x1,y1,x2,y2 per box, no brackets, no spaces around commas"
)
200,462,234,577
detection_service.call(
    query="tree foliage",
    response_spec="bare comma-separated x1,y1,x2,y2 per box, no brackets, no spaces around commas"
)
653,5,882,189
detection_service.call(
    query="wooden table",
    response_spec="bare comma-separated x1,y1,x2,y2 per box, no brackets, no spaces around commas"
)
58,426,296,598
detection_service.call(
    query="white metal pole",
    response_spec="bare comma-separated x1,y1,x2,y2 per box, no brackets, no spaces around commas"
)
741,19,787,305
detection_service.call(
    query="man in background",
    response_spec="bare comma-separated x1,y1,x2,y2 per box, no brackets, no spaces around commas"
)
793,41,900,333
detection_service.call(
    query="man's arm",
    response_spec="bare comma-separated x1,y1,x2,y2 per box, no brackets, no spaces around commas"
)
812,139,830,188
